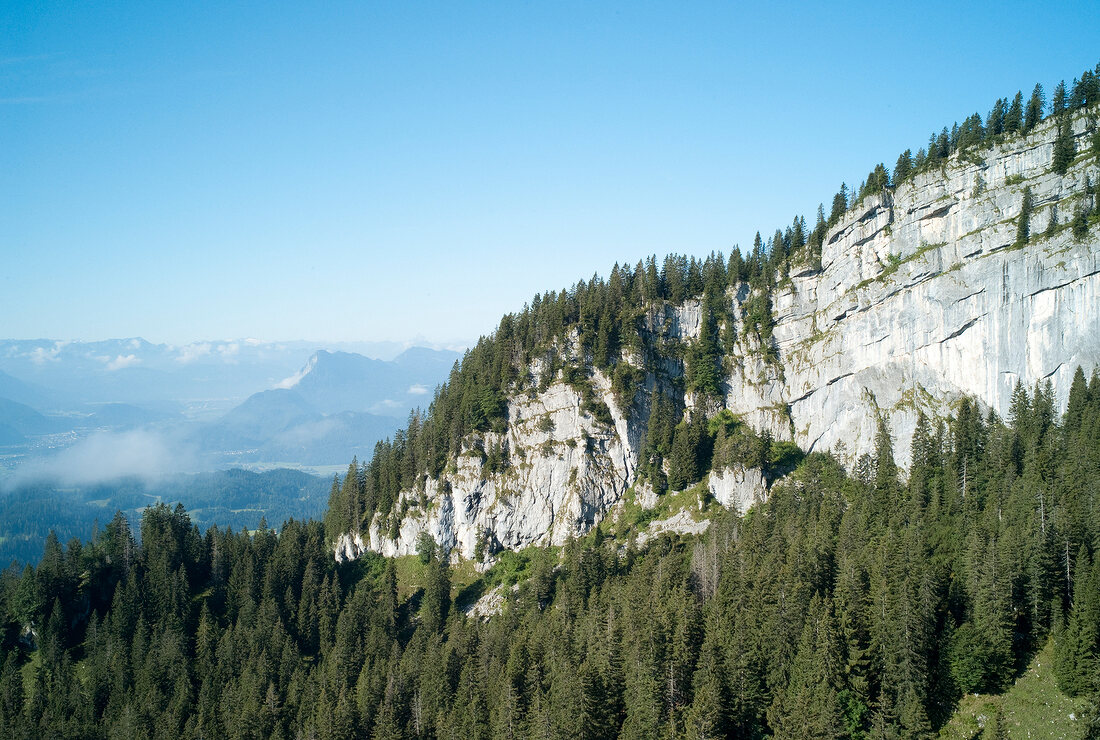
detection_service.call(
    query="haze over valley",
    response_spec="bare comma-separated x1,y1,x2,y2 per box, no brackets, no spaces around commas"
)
0,338,459,562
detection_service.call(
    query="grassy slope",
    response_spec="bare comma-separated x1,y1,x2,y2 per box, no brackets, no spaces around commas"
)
938,640,1087,740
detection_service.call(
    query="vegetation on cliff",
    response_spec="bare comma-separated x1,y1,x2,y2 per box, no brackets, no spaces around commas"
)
1,370,1098,738
326,59,1100,542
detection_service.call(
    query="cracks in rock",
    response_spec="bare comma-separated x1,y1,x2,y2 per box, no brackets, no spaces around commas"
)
853,231,884,249
941,317,980,343
1025,268,1100,300
857,205,884,224
958,287,987,303
1043,362,1065,380
788,371,854,405
920,202,957,221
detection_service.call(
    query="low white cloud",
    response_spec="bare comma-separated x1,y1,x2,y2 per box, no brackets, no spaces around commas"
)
28,340,69,364
4,428,197,489
407,384,429,395
276,354,318,389
106,354,141,371
176,342,212,363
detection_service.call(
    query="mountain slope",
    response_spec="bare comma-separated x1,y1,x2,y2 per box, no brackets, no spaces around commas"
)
196,388,401,465
193,348,461,465
0,397,62,437
0,369,60,410
280,348,459,415
332,103,1100,562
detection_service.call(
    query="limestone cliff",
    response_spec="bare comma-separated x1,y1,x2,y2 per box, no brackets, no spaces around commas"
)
336,109,1100,562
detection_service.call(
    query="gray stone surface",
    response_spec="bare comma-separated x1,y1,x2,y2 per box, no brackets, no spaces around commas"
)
337,111,1100,561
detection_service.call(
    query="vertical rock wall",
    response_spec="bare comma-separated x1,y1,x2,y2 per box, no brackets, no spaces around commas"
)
338,110,1100,560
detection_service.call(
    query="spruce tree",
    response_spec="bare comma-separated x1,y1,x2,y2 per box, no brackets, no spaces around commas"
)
987,98,1006,136
893,150,913,184
829,184,848,226
1016,187,1033,246
1055,550,1100,697
1073,207,1090,241
1053,119,1075,175
1053,80,1067,116
1004,91,1024,134
1025,83,1045,132
1045,204,1058,237
683,625,729,739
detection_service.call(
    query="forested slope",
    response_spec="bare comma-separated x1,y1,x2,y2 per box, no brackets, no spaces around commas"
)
327,63,1100,561
0,370,1098,738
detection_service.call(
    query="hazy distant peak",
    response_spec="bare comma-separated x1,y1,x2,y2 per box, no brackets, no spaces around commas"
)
276,352,321,389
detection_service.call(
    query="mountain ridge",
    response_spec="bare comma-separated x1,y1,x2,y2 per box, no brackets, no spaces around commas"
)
331,102,1100,562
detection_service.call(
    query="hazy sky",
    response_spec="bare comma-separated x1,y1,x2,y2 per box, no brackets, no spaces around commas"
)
4,1,1098,346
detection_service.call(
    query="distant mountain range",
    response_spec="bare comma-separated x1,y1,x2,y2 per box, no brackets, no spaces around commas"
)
0,339,462,475
0,338,461,413
277,348,456,414
194,347,459,465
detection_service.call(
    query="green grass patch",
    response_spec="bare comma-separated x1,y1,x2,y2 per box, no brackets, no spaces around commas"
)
392,554,428,602
389,552,482,604
448,556,480,594
453,544,558,611
937,640,1087,739
612,479,716,540
611,485,663,537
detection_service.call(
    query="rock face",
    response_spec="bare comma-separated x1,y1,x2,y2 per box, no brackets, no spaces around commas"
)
764,113,1100,467
336,365,643,561
337,111,1100,562
708,466,767,515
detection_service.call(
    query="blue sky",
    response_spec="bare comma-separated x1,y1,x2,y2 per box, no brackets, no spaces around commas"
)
3,1,1098,346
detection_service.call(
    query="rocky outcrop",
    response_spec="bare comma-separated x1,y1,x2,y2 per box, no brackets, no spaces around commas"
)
338,110,1100,561
634,510,710,549
763,112,1100,466
708,466,767,515
338,365,644,561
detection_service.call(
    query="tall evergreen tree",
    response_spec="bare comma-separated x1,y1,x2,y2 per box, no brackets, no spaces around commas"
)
1004,91,1024,134
1025,83,1045,132
1052,80,1067,116
1053,119,1076,175
1016,187,1033,246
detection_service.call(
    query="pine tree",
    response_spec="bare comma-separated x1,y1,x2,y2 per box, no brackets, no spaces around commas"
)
873,416,899,511
419,553,451,635
829,184,849,226
1025,83,1045,132
771,596,846,740
1004,92,1024,135
1053,119,1075,175
683,624,729,739
1052,80,1067,116
1046,204,1059,237
1016,187,1033,246
1056,550,1100,697
1072,207,1089,241
987,98,1006,137
894,150,913,183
